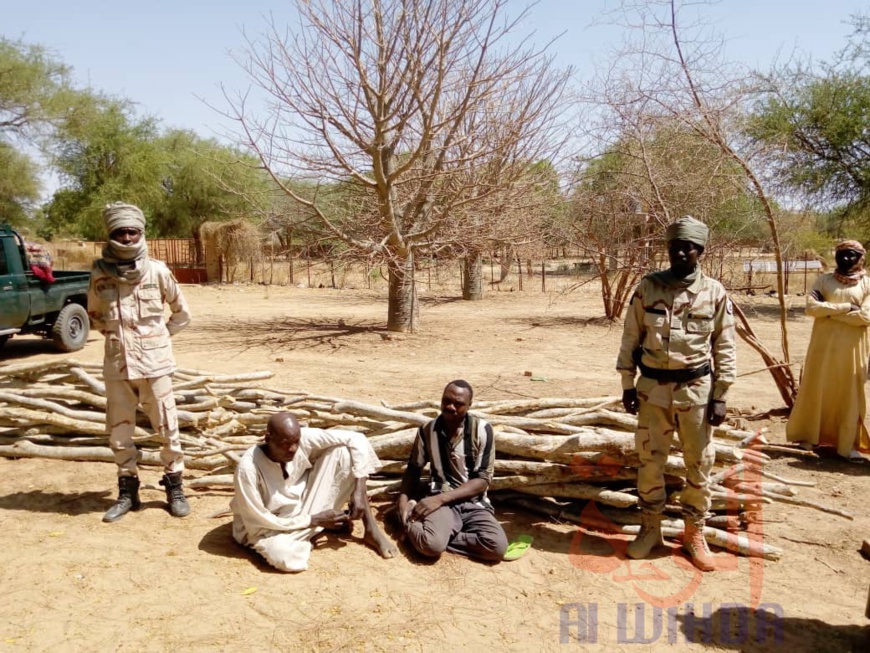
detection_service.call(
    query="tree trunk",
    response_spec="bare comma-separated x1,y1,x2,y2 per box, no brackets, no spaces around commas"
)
387,252,419,332
462,250,484,300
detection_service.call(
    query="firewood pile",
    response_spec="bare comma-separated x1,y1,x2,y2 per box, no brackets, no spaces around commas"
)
0,359,851,560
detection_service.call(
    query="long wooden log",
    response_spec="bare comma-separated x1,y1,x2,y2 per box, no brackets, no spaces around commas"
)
526,400,621,419
309,410,393,430
188,474,234,489
0,359,85,378
474,412,587,434
0,405,151,438
332,400,429,426
68,367,106,395
366,429,417,459
760,490,853,520
14,387,108,410
472,397,620,413
759,469,816,487
507,483,639,508
0,439,225,470
562,409,637,430
172,371,274,391
724,481,796,497
0,391,108,424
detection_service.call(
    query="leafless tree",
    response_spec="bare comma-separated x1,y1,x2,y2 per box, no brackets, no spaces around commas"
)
456,161,562,300
226,0,571,331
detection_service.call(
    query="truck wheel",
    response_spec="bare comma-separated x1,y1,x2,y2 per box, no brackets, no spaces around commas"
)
0,335,8,348
51,303,90,352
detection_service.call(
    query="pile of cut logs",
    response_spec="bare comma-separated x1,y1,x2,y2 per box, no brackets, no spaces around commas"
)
0,359,851,560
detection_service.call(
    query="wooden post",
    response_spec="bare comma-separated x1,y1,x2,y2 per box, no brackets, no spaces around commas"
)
307,255,311,287
541,261,546,292
490,256,495,289
517,253,523,291
803,253,808,295
288,230,294,285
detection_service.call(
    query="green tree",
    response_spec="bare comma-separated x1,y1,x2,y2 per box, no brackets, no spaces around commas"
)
0,37,76,140
42,96,163,239
151,129,270,238
748,15,870,236
1,38,96,229
0,142,41,226
749,72,870,216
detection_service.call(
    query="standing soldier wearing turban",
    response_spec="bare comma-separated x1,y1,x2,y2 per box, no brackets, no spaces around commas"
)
787,240,870,462
616,215,737,571
87,202,192,522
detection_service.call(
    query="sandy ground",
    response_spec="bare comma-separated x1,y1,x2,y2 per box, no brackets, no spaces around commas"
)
1,278,869,652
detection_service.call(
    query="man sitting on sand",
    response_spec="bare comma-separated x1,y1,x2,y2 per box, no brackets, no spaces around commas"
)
395,380,508,562
231,412,397,572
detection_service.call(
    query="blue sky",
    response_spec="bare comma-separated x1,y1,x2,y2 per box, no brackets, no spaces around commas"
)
4,0,867,142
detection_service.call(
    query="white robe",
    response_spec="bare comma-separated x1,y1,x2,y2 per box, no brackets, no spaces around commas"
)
231,428,381,571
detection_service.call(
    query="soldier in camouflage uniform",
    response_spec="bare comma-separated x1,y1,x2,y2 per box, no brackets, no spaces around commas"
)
616,215,736,571
87,202,192,523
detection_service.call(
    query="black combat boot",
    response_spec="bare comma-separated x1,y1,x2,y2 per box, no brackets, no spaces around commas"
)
159,471,191,518
102,475,141,523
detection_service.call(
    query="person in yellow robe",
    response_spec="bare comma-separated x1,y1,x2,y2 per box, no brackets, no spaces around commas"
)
787,240,870,461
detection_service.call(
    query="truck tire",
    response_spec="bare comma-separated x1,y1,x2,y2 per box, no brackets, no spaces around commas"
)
51,303,90,352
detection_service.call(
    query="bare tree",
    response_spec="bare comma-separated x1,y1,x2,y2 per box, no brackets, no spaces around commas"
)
579,0,798,405
226,0,571,331
457,160,562,300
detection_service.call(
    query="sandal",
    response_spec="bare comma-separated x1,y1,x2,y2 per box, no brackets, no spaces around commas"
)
503,534,534,561
847,450,866,463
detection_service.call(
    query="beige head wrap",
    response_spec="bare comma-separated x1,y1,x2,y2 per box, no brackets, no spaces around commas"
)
665,215,708,248
103,202,146,235
833,239,866,286
836,239,866,255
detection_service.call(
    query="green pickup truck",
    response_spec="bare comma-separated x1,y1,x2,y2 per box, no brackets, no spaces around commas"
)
0,225,91,352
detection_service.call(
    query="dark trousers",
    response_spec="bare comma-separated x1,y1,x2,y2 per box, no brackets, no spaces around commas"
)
406,501,508,562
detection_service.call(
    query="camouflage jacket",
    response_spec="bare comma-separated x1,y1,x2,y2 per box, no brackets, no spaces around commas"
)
616,270,736,407
87,259,191,381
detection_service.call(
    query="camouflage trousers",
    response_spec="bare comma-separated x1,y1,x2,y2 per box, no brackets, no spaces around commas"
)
105,376,184,477
635,399,714,521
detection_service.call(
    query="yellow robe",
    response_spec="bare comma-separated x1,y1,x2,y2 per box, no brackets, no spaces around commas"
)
787,274,870,455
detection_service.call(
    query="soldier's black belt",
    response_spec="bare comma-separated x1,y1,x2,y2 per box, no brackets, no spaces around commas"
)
638,361,711,383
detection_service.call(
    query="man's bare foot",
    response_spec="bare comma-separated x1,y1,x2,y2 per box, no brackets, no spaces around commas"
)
364,528,399,559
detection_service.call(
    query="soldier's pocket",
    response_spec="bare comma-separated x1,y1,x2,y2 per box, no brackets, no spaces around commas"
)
138,288,165,319
685,314,714,350
141,335,170,351
685,314,714,334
